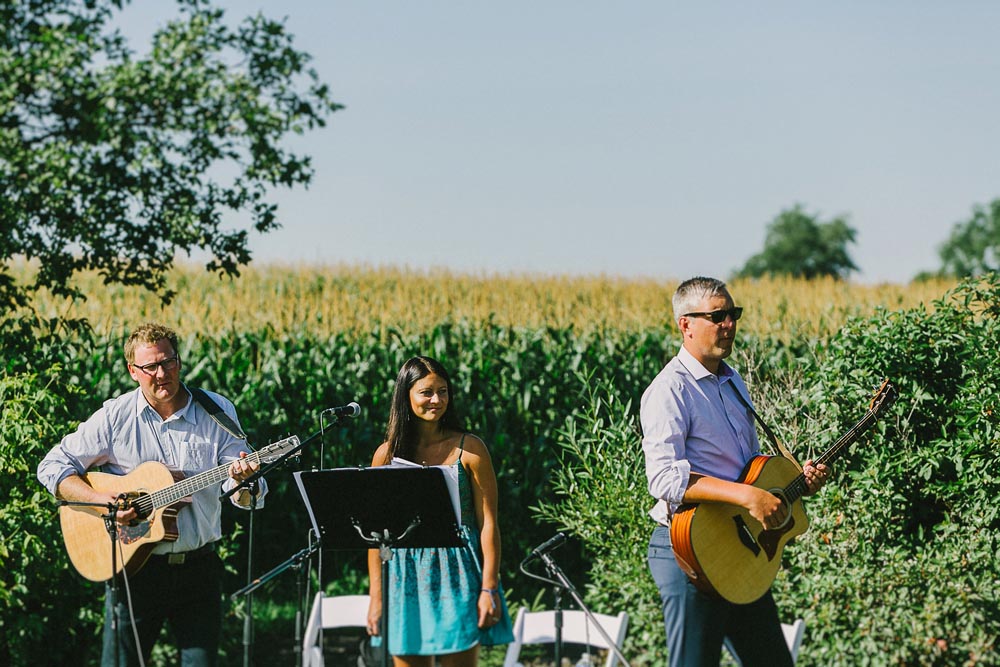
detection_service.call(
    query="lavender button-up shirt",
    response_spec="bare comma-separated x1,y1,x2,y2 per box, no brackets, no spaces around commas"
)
640,346,760,524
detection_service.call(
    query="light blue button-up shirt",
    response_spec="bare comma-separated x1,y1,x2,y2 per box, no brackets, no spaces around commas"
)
640,346,760,524
37,386,267,554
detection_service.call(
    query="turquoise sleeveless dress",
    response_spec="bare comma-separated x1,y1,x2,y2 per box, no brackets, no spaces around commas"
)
378,436,514,655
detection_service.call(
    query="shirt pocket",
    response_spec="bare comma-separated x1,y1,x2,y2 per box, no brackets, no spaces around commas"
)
175,439,216,473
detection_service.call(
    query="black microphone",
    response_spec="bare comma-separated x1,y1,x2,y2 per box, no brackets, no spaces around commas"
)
525,532,567,562
322,402,361,419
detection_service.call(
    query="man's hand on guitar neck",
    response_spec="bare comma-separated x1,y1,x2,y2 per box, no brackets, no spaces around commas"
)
227,451,262,507
802,459,831,496
56,473,138,524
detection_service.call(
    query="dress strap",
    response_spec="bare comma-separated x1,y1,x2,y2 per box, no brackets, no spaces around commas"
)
458,432,467,460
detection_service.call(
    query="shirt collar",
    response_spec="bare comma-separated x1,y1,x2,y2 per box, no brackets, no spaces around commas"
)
677,346,734,383
133,385,197,423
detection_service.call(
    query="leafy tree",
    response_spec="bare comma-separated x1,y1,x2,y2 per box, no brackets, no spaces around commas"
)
0,0,339,314
937,198,1000,278
736,205,858,280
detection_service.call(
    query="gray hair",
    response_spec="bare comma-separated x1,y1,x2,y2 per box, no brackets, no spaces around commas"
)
671,277,730,324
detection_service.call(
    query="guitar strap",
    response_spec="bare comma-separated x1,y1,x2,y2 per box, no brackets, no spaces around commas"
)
731,385,801,471
189,386,249,443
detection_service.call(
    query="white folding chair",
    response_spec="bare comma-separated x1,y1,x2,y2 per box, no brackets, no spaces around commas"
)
502,608,630,667
302,593,370,667
782,618,806,662
725,617,806,665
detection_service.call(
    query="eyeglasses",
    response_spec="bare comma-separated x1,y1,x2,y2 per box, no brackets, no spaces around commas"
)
132,356,180,375
683,307,743,324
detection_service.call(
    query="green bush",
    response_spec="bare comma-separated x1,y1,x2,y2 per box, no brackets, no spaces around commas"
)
535,374,666,666
776,274,1000,666
538,275,1000,666
0,370,104,666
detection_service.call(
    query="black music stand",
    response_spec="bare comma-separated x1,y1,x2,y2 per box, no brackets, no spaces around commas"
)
294,466,463,667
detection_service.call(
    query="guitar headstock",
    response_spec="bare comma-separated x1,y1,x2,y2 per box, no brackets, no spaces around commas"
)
868,378,898,416
259,435,302,463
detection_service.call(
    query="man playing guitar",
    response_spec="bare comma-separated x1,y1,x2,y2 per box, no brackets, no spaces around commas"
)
37,322,265,667
641,277,830,666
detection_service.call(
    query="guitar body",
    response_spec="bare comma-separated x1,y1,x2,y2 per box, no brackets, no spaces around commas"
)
668,380,896,605
670,455,809,604
58,462,188,582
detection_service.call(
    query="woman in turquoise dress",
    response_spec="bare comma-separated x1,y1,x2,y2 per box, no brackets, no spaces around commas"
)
367,356,514,666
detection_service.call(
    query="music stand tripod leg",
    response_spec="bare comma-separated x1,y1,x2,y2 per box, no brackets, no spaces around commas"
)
380,540,391,667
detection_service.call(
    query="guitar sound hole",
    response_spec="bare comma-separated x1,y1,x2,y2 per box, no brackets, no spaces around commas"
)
130,493,153,520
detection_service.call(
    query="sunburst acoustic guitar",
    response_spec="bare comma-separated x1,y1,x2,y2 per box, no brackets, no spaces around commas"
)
670,380,897,604
59,435,300,582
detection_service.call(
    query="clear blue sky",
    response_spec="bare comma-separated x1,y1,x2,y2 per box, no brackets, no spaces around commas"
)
119,1,1000,284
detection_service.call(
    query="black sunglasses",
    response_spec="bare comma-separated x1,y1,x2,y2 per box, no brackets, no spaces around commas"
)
683,307,743,324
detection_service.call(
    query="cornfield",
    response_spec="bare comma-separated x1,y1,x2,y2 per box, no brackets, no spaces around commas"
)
19,261,954,341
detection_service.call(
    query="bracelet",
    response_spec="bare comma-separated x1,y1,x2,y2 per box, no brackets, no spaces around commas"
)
481,588,498,610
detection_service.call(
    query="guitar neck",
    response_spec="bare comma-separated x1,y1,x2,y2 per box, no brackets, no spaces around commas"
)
784,408,882,504
146,450,263,510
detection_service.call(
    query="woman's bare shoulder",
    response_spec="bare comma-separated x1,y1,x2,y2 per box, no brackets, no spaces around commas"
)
457,433,495,468
371,441,392,466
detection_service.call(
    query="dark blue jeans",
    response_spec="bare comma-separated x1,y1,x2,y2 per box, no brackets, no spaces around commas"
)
647,525,794,667
102,551,223,667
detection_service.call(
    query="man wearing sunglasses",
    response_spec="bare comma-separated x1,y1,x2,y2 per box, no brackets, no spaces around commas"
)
37,321,266,667
640,277,829,666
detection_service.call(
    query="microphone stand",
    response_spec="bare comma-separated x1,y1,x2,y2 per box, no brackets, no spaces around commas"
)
520,550,631,667
59,499,127,666
221,420,353,667
243,481,259,667
221,436,308,667
230,539,322,667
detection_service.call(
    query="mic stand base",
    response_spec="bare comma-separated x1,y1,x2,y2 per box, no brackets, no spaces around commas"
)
538,552,631,667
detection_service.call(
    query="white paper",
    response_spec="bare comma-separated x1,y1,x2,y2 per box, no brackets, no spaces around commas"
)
391,457,462,527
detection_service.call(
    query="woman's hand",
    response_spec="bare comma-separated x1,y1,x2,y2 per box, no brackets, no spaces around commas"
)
366,596,382,636
477,589,500,629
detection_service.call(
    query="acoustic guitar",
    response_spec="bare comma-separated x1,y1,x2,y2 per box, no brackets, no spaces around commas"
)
59,435,300,582
670,380,897,604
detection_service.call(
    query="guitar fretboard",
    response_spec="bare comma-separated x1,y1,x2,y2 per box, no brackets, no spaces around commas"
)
128,436,300,515
783,407,882,504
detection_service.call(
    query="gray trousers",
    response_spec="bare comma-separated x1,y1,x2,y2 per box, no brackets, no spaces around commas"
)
647,525,794,667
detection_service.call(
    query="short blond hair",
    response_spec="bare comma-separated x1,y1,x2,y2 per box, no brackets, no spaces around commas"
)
124,322,179,364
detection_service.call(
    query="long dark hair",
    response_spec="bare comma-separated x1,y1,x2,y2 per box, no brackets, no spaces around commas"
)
383,356,464,462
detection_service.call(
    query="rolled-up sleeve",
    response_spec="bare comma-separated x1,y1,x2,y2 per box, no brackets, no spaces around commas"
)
640,375,691,512
37,407,113,496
